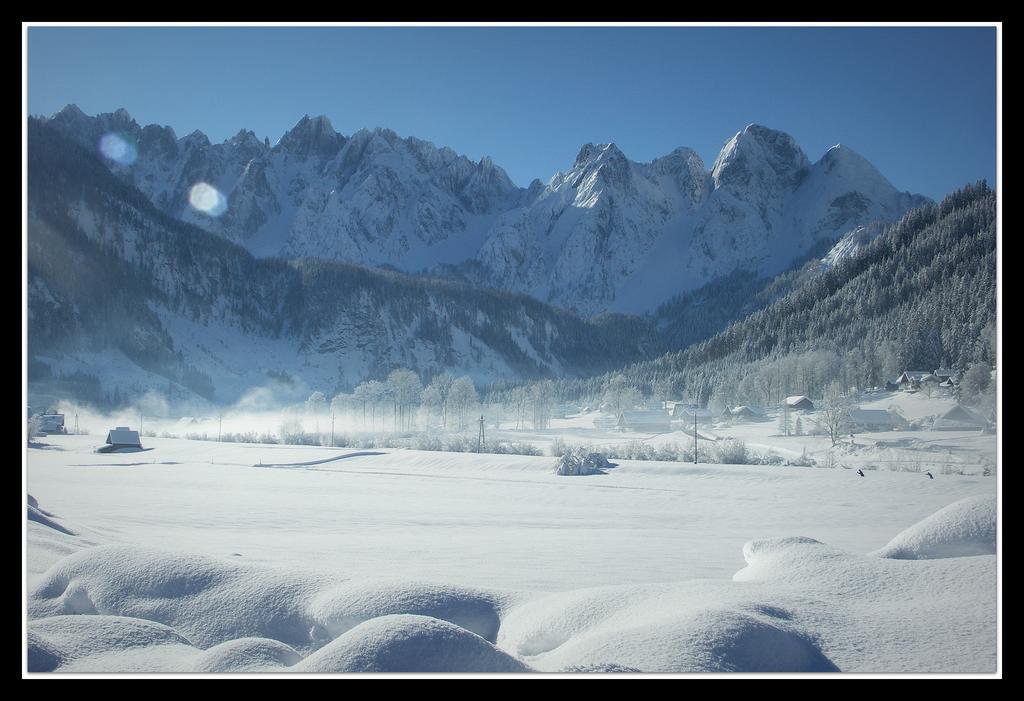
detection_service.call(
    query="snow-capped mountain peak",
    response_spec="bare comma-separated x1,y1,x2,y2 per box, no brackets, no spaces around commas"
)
712,123,810,190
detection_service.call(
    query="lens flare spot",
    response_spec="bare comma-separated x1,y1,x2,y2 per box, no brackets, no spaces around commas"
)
98,132,138,165
188,182,228,216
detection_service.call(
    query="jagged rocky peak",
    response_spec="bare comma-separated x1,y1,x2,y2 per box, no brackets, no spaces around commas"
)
181,129,211,149
712,123,810,189
574,142,628,169
54,102,87,119
276,114,343,157
109,107,134,123
651,146,703,172
226,128,268,160
139,123,179,157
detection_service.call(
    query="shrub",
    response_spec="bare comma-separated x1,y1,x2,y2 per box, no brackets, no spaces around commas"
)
716,439,749,465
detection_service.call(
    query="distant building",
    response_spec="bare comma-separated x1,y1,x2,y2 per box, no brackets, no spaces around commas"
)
932,406,989,431
617,410,672,433
785,396,815,411
847,409,895,431
725,406,765,422
98,426,143,452
896,371,932,391
38,412,66,434
672,405,715,425
592,414,618,430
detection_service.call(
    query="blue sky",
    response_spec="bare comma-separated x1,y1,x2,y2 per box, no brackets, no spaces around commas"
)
27,25,997,200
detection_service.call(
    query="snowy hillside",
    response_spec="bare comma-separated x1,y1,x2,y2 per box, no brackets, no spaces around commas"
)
42,107,930,314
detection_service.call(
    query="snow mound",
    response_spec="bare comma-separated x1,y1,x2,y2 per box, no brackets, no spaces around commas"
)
28,615,197,672
870,495,996,560
29,544,512,663
192,637,302,673
295,614,531,673
29,545,326,651
308,580,508,643
497,582,837,673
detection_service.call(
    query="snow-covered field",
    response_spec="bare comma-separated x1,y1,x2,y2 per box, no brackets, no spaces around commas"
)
25,425,999,675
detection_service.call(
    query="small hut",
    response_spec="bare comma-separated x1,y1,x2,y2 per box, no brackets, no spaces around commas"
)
99,426,143,452
785,396,815,411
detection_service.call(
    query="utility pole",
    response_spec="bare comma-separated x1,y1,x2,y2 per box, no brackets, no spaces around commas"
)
218,413,222,442
478,415,485,453
74,411,79,436
331,413,335,448
693,413,698,465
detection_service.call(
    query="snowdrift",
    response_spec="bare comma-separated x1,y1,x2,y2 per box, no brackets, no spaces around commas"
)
496,583,838,673
25,489,996,673
295,615,531,673
869,495,996,560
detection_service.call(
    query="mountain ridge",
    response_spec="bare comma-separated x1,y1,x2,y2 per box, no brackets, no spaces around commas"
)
41,106,931,315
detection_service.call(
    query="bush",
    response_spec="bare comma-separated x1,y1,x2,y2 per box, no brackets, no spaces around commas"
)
554,447,612,476
716,439,749,465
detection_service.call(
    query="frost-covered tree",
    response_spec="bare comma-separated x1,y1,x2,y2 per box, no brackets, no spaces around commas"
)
817,383,852,446
419,384,442,427
510,386,530,429
958,362,991,405
306,391,327,435
428,373,455,429
387,369,423,432
531,379,556,429
778,401,791,436
449,376,478,431
358,380,387,431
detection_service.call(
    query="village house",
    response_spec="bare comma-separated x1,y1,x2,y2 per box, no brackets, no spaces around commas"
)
785,395,815,411
98,426,143,453
617,410,672,433
932,406,989,431
847,408,895,432
895,371,933,391
672,405,715,425
722,406,765,423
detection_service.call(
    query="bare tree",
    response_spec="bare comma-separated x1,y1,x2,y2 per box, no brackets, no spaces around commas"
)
816,383,852,446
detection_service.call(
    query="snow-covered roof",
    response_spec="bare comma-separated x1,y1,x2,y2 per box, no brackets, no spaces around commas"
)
618,410,671,424
673,406,714,417
937,406,987,424
106,428,142,446
898,371,932,382
847,409,893,426
785,396,814,407
731,406,763,416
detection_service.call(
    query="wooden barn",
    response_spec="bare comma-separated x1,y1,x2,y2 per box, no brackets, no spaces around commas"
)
785,395,815,411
